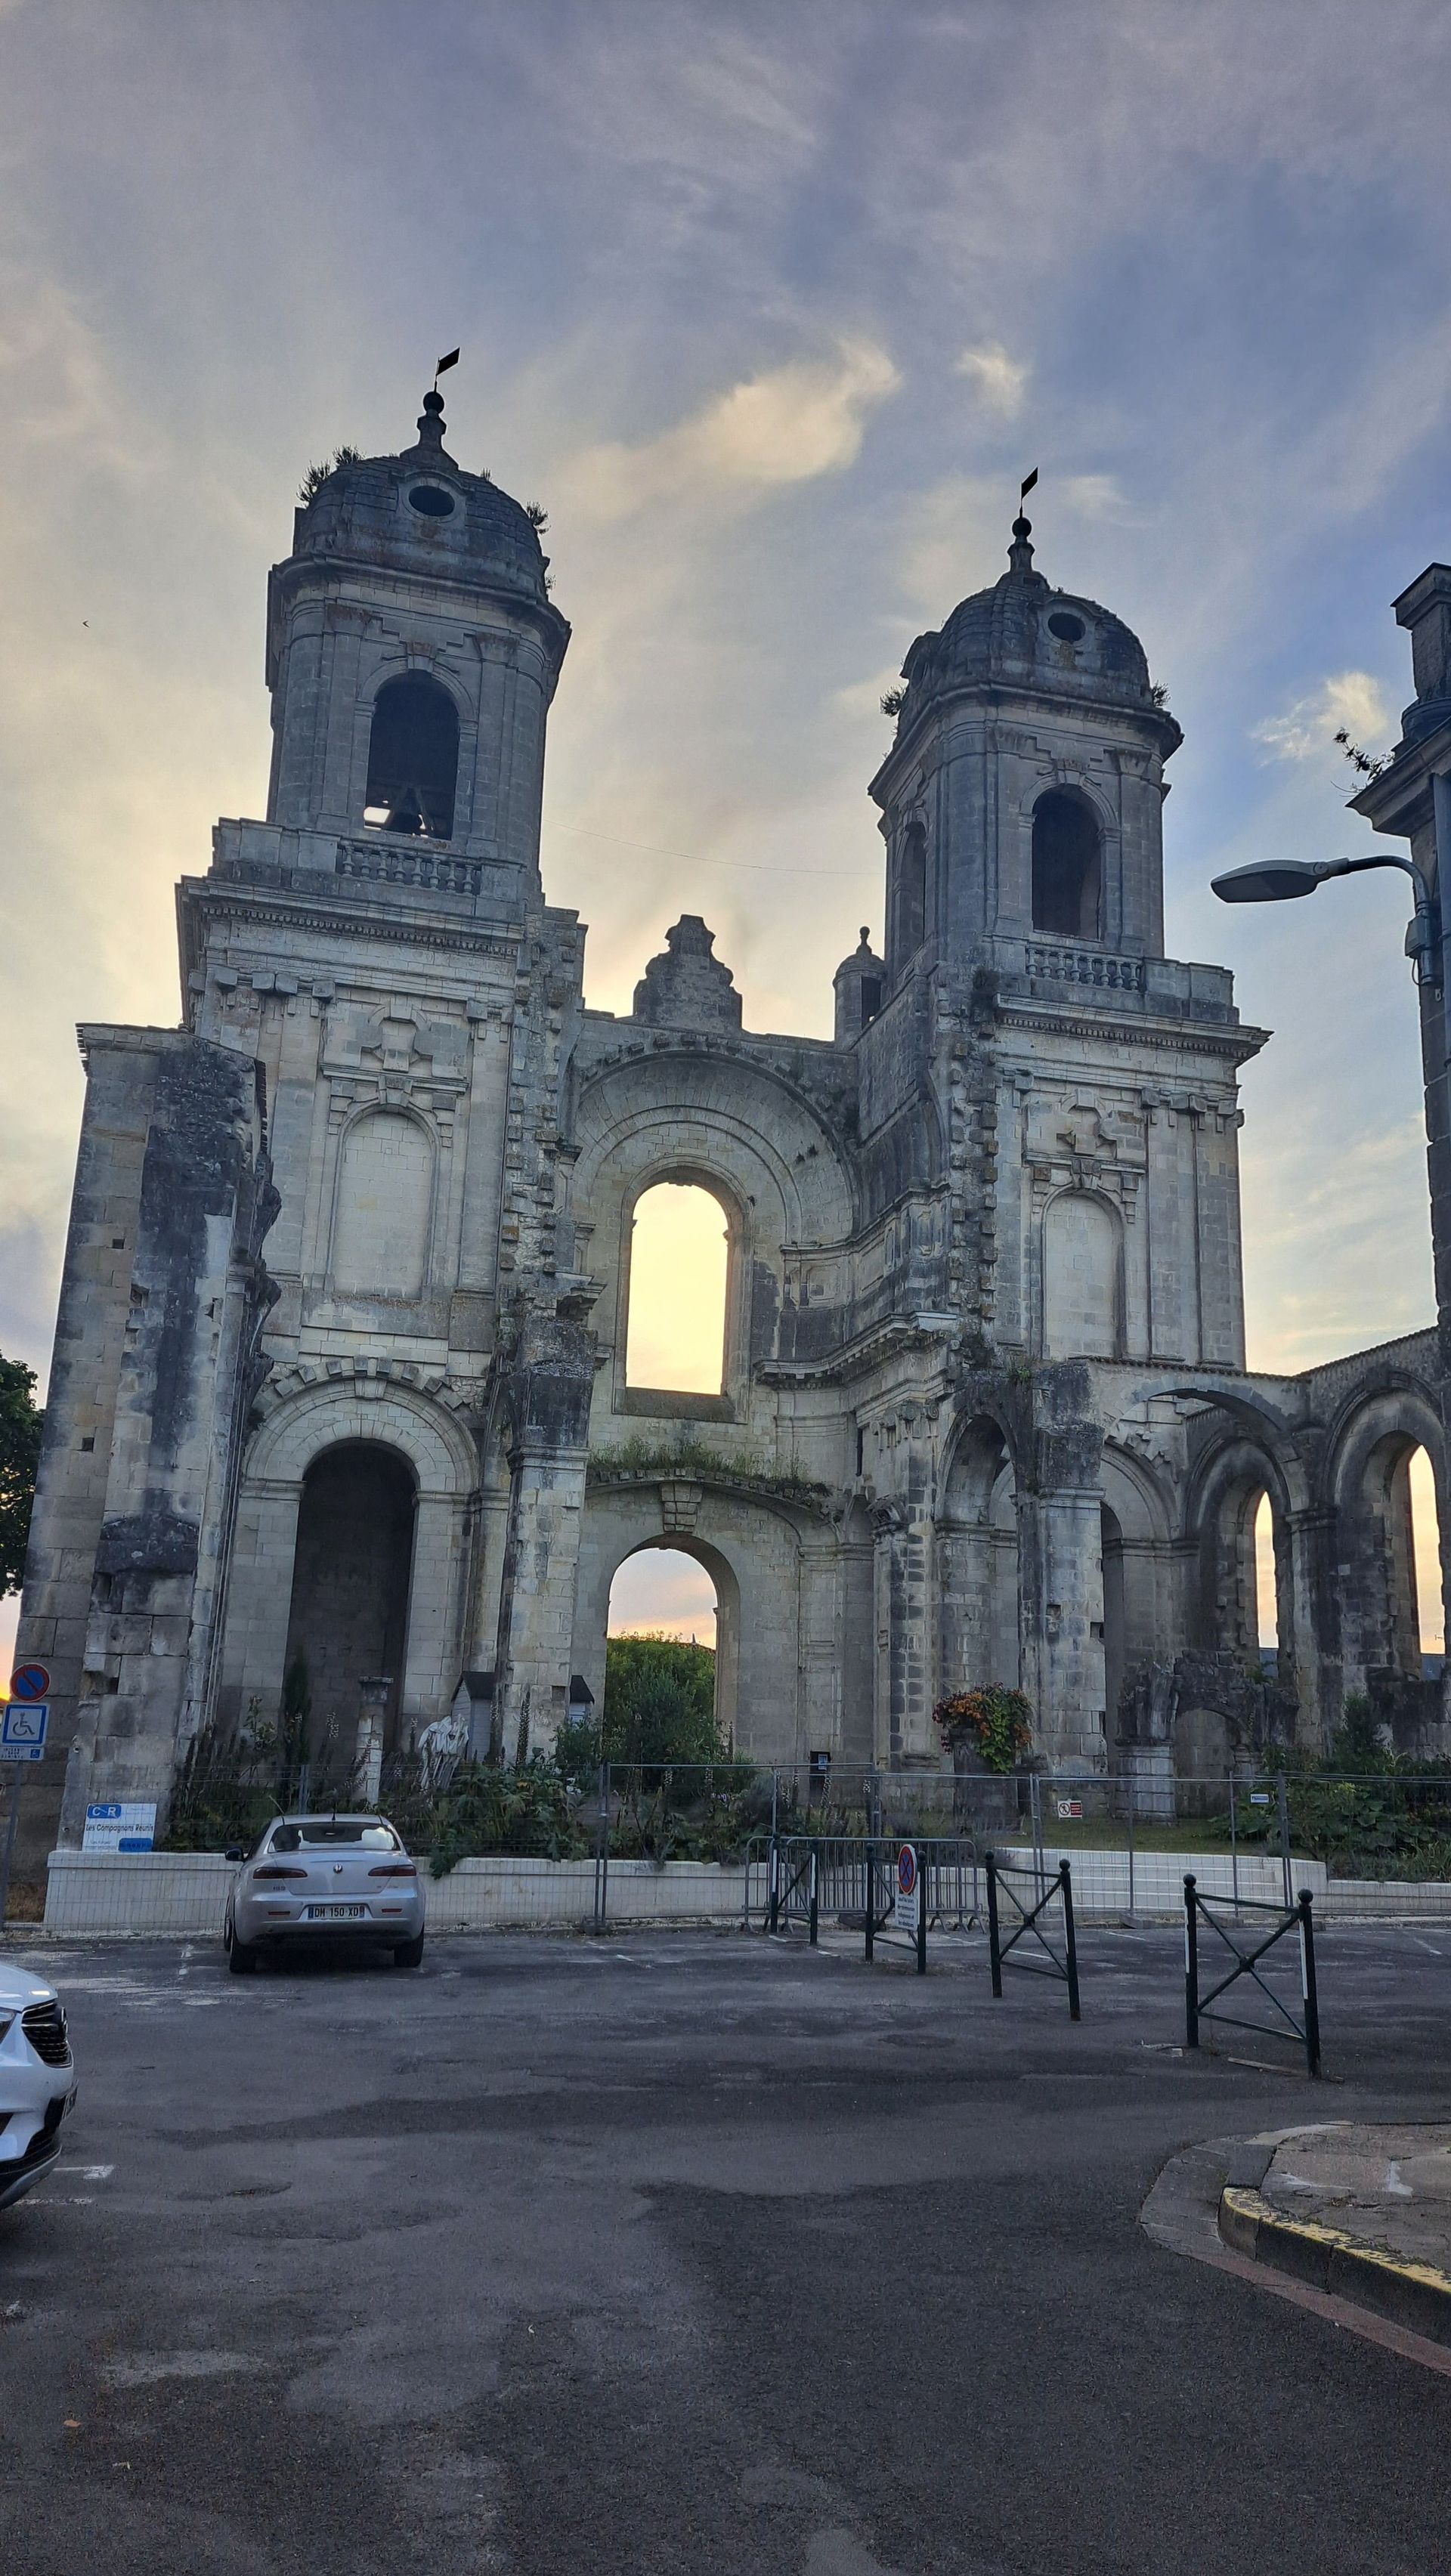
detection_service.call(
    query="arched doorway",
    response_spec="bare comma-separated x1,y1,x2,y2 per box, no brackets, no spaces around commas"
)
605,1539,739,1749
282,1443,416,1752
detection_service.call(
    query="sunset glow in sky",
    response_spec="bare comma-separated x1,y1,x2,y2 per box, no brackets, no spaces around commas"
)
4,0,1451,1668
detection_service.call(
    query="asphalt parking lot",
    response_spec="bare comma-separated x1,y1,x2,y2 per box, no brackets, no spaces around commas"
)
4,1921,1451,2575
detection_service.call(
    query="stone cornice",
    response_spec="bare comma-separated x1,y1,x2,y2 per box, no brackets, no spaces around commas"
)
179,874,522,966
991,994,1267,1063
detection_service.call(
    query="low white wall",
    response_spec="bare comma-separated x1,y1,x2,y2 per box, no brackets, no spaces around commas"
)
994,1846,1327,1915
43,1849,755,1937
37,1843,1349,1938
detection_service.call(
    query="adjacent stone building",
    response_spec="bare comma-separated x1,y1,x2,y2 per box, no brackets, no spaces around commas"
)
16,391,1449,1848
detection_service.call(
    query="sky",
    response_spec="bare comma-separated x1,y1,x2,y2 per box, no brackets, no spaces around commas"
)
3,0,1451,1664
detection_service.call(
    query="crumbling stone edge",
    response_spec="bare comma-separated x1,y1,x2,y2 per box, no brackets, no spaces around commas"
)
1218,2182,1451,2347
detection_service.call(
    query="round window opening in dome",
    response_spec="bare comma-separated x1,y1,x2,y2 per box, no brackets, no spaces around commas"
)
408,484,456,518
1047,611,1085,642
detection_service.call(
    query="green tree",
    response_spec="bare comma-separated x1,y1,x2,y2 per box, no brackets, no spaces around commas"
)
602,1632,723,1767
0,1355,42,1598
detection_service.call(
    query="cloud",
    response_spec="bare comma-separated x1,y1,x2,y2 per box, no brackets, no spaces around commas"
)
1252,670,1394,765
562,339,901,522
954,341,1029,418
1060,473,1131,522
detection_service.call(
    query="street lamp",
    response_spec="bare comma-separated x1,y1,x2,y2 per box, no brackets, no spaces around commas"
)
1211,854,1442,988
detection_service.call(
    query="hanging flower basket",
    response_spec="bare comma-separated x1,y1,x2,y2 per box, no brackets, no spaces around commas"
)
933,1687,1033,1776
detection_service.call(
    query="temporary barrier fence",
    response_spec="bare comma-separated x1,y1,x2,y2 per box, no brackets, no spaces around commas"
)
1183,1869,1322,2079
12,1746,1451,1939
985,1853,1081,2020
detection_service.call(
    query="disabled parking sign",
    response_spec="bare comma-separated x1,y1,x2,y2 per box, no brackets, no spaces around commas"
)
0,1700,48,1761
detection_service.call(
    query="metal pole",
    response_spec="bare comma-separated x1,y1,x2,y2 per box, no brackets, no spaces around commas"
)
600,1761,611,1933
916,1847,927,1976
864,1840,875,1962
1126,1772,1135,1925
1184,1872,1199,2049
1298,1888,1322,2080
1276,1772,1292,1911
1030,1770,1044,1897
808,1848,818,1949
1229,1770,1239,1916
769,1832,780,1934
0,1772,21,1931
1060,1860,1080,2021
986,1851,1002,1997
592,1759,607,1934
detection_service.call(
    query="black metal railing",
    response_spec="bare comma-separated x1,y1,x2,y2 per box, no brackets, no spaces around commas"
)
1183,1870,1321,2078
985,1853,1081,2020
768,1837,820,1944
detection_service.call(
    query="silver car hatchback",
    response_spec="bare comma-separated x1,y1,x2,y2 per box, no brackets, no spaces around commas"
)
224,1814,425,1971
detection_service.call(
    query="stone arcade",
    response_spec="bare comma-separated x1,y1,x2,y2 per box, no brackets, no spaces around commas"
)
17,388,1450,1851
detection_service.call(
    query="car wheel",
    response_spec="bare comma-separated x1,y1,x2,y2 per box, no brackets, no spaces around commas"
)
226,1916,258,1975
392,1932,425,1968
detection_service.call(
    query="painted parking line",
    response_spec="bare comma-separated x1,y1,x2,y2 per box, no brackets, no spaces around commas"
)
54,2164,114,2180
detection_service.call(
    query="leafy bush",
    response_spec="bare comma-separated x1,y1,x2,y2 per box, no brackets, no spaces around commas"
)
426,1757,584,1877
933,1687,1033,1774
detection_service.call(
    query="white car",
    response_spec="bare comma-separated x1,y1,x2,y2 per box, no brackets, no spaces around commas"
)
0,1961,76,2213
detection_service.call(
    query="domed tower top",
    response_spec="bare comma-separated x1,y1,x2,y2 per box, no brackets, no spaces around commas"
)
282,385,556,614
868,506,1181,985
262,372,570,903
890,512,1180,751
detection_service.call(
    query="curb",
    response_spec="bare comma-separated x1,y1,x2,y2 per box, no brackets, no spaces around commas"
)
1219,2184,1451,2348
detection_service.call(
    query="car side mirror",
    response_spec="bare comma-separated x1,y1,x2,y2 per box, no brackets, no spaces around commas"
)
224,1847,244,1863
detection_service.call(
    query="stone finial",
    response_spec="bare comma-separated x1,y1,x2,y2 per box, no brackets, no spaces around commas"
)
632,916,743,1031
1007,512,1036,577
414,385,447,457
833,924,886,1044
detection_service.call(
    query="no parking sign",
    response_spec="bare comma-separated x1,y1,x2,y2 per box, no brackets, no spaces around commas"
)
894,1842,919,1934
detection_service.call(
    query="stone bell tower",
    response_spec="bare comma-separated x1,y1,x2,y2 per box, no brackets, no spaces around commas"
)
260,382,569,902
869,508,1183,988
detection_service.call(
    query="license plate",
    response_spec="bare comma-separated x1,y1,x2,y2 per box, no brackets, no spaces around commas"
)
306,1903,367,1922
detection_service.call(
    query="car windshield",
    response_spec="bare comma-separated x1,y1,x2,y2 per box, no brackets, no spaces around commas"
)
268,1822,400,1853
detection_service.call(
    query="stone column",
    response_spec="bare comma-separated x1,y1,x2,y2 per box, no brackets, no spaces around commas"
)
355,1676,390,1808
1018,1388,1108,1775
490,1305,596,1765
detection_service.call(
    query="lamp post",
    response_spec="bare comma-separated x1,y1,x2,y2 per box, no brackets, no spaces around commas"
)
1212,834,1451,1370
1211,852,1442,988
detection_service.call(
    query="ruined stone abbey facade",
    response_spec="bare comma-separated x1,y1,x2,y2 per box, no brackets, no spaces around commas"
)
18,387,1450,1842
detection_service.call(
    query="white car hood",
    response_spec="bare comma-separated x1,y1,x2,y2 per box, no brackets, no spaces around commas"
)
0,1959,57,2011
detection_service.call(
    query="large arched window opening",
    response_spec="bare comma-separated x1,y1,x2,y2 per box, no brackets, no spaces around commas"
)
1408,1446,1444,1666
282,1443,416,1756
364,672,459,839
624,1182,729,1393
1032,790,1101,939
1252,1490,1278,1657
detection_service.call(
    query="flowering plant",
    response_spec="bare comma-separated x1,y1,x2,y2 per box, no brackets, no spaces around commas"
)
932,1686,1032,1775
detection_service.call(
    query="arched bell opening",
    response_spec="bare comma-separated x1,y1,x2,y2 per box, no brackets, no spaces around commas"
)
1032,788,1102,939
363,671,460,839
